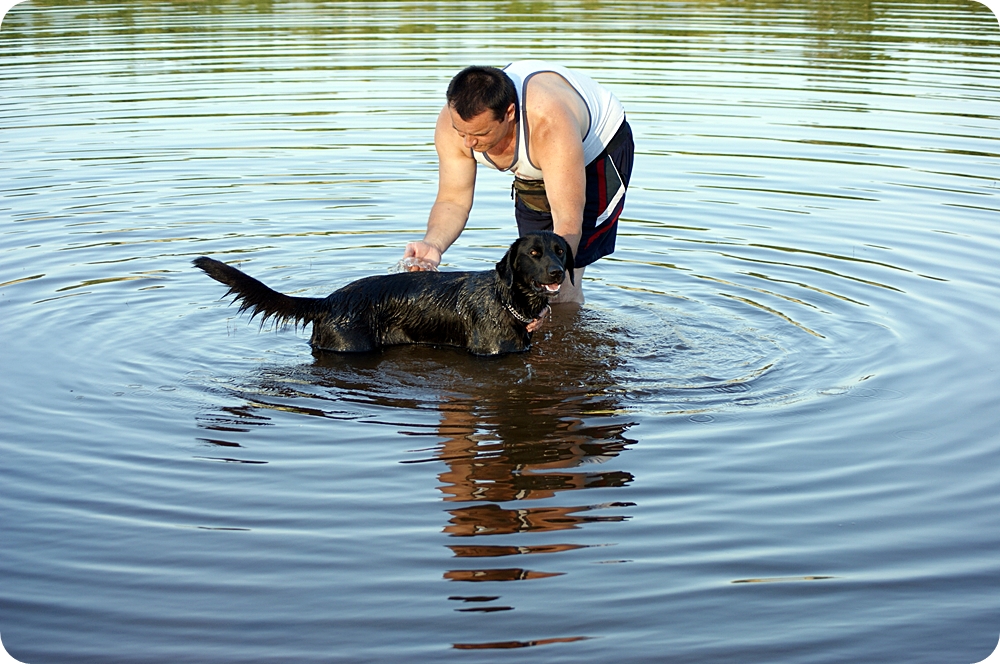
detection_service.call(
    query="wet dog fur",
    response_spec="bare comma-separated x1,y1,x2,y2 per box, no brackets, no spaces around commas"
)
193,231,574,356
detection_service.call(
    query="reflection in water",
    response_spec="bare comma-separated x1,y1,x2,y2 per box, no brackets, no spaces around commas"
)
448,543,588,557
200,307,637,626
423,376,636,508
453,635,592,650
320,308,637,620
5,0,1000,659
430,409,634,504
187,287,892,647
444,568,563,583
444,502,633,538
732,576,835,584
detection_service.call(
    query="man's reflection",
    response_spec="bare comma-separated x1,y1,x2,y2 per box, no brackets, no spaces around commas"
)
394,309,639,610
431,396,635,537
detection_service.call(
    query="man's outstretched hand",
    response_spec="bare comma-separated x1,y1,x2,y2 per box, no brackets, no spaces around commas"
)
402,241,442,272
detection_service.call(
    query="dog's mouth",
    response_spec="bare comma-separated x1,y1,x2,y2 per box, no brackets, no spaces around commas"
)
532,280,562,295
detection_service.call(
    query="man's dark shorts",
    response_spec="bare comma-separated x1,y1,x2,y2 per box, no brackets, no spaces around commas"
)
513,119,634,268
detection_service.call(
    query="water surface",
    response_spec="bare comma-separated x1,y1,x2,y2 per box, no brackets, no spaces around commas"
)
2,1,1000,662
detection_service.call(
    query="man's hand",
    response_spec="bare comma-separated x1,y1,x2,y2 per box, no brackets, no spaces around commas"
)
526,305,551,333
403,241,443,271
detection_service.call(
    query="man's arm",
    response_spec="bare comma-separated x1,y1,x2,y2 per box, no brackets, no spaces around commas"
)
404,106,477,267
523,75,589,257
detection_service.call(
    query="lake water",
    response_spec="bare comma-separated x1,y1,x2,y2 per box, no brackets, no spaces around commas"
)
2,0,1000,662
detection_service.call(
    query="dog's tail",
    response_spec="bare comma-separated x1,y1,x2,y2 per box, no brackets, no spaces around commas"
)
193,256,323,328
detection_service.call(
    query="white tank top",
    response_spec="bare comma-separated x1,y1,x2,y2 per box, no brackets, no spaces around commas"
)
473,60,625,181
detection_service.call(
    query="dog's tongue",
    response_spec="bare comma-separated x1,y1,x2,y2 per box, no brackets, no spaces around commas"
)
544,283,561,293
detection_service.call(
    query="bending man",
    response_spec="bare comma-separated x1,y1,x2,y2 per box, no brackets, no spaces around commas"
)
404,60,634,306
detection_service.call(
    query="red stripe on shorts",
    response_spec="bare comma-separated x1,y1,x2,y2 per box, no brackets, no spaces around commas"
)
583,203,622,250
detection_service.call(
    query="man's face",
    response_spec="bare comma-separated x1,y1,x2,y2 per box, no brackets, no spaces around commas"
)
449,103,515,153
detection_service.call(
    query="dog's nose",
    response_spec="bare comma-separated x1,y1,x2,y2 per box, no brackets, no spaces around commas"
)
549,269,564,282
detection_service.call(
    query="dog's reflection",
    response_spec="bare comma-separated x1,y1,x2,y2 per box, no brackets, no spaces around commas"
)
200,306,637,608
309,306,637,525
329,307,639,599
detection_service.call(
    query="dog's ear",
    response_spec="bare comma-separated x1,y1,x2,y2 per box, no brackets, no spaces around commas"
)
563,238,576,285
496,237,522,289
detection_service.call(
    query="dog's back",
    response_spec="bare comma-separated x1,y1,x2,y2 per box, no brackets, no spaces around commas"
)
312,270,490,352
193,257,502,353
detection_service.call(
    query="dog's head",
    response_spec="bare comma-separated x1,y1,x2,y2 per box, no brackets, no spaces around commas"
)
496,231,575,295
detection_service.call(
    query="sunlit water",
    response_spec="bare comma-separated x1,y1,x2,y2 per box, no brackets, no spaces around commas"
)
2,1,1000,662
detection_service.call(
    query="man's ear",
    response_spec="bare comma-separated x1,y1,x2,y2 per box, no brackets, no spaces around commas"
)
495,237,522,289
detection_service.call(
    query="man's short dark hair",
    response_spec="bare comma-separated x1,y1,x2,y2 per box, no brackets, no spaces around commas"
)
446,66,518,122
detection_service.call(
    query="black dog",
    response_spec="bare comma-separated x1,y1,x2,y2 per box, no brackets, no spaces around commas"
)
193,231,574,356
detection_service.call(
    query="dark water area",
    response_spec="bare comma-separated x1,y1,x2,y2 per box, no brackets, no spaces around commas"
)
2,0,1000,662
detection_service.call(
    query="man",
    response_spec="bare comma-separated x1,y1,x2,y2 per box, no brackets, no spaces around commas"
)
403,60,634,312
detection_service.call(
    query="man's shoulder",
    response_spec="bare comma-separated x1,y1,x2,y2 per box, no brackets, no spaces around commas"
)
433,105,471,157
523,75,588,133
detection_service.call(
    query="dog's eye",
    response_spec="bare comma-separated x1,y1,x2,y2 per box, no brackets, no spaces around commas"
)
530,250,541,257
555,247,564,256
